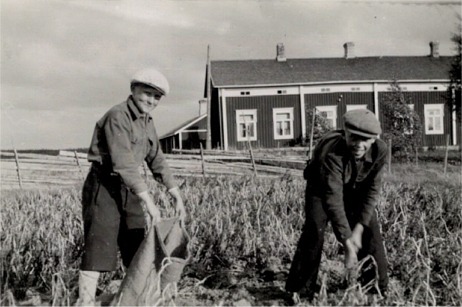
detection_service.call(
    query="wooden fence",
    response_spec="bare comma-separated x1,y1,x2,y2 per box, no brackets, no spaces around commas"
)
0,150,305,190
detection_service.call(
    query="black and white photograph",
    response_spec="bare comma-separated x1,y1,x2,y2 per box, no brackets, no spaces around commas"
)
1,0,461,306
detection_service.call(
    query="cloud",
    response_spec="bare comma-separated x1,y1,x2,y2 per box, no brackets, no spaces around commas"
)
1,0,461,149
66,1,195,29
1,107,104,149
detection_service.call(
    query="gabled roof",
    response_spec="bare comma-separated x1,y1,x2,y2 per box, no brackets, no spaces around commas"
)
160,114,207,139
210,56,453,87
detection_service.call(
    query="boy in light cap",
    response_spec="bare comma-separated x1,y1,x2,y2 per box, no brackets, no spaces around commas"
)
285,109,388,303
77,68,186,305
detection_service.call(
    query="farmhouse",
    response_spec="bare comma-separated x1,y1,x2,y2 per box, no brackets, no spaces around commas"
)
161,42,458,152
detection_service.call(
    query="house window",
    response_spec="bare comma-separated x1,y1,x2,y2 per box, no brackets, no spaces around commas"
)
273,108,294,140
424,104,444,135
346,104,368,112
236,109,257,141
316,105,337,129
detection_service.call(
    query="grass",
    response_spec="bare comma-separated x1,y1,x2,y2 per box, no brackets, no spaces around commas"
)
0,161,461,306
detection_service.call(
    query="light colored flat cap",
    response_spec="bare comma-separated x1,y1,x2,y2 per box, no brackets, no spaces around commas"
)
131,68,170,96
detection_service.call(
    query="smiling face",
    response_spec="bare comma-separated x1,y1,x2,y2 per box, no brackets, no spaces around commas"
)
345,129,376,159
131,83,163,114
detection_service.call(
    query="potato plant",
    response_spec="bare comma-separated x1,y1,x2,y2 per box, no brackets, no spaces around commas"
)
1,165,461,306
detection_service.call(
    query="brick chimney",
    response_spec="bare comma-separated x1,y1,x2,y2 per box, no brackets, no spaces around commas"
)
430,41,440,58
198,99,207,116
343,42,355,59
276,43,286,62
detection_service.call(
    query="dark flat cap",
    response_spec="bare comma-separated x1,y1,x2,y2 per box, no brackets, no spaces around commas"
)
343,109,382,138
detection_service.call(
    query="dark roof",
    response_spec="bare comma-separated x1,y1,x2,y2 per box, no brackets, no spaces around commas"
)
160,114,207,139
210,56,453,87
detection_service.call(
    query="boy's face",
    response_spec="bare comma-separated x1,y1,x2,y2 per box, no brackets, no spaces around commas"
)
131,83,163,114
345,129,376,159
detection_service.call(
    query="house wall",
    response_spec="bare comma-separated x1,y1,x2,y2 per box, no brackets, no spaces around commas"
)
181,131,207,150
378,91,453,147
213,82,455,149
160,135,179,153
304,92,375,128
225,94,301,149
303,90,453,147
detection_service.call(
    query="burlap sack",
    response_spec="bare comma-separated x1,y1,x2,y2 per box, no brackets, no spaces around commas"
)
111,217,190,306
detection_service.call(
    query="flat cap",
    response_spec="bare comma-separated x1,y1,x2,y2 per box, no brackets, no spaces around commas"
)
131,68,170,96
343,109,382,138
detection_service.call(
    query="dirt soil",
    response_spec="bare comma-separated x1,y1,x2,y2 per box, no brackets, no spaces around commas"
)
156,259,352,306
11,259,383,306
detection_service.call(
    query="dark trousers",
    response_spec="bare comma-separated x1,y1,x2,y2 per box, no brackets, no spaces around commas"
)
80,168,146,271
286,191,388,294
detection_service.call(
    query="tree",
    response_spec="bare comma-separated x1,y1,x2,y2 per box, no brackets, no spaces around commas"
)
381,81,422,160
446,15,462,121
304,108,334,155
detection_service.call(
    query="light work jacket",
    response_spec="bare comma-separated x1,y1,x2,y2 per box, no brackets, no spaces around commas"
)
87,96,176,194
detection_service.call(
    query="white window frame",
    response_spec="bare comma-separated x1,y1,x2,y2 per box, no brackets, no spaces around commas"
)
346,104,368,112
236,109,257,142
273,107,294,140
316,105,337,129
424,104,444,135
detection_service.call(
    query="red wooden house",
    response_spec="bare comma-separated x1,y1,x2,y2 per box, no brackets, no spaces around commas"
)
207,42,457,150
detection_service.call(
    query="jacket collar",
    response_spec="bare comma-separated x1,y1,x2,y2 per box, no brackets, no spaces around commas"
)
127,96,152,121
364,146,373,163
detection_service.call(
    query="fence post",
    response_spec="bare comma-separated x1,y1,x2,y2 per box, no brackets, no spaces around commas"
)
388,139,392,174
200,143,206,178
74,151,85,180
444,134,449,175
247,138,257,177
13,148,23,189
243,117,258,177
309,108,316,160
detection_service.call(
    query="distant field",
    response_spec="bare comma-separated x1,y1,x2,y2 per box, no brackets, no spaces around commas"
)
1,158,461,306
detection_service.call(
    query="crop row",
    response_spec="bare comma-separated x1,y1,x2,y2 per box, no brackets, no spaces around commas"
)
1,174,461,305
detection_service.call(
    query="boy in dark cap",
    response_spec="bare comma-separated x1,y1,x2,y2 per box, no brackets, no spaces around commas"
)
286,109,388,303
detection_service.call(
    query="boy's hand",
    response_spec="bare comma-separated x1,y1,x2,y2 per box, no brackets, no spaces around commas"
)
137,191,161,223
169,187,186,222
344,238,358,284
344,239,358,269
350,223,364,253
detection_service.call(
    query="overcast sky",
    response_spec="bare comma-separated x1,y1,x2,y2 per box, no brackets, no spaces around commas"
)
1,0,460,150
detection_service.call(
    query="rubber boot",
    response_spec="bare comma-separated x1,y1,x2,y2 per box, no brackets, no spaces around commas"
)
77,270,100,306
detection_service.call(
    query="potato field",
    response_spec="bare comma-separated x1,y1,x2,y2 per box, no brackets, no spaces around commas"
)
1,161,461,306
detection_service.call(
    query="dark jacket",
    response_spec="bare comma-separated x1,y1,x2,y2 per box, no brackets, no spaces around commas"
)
304,130,387,242
87,96,176,194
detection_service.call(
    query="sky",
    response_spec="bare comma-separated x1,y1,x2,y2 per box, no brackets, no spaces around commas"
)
1,0,461,150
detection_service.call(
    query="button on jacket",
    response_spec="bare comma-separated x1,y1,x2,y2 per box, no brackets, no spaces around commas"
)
87,96,176,194
304,130,387,243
